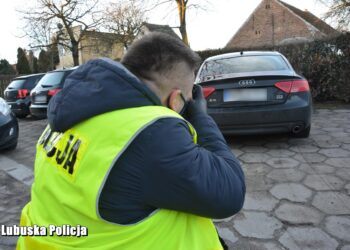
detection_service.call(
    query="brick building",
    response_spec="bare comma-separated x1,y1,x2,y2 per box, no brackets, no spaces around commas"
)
226,0,339,49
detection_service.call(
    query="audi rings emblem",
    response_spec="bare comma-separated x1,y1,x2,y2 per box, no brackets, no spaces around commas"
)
238,79,256,87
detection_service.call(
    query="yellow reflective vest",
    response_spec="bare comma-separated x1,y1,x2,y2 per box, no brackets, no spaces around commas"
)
17,106,223,250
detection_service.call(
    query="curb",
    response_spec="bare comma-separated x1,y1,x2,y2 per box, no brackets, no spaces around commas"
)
0,156,33,186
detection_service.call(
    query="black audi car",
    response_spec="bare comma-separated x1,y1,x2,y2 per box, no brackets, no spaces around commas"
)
0,97,18,150
3,73,44,118
30,67,77,118
195,51,312,138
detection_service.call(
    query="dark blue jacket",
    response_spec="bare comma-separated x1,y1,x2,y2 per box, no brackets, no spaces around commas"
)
48,58,245,224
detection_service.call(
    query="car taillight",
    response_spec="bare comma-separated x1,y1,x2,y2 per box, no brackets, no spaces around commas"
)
202,87,216,98
275,80,310,93
291,80,310,92
17,89,29,99
48,89,61,96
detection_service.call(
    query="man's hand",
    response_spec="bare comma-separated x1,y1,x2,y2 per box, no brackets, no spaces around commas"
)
185,85,207,119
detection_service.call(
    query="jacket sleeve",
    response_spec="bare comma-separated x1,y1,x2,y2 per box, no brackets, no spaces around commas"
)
141,113,245,219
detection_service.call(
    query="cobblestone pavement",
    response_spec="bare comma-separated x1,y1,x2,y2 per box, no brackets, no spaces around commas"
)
1,109,350,250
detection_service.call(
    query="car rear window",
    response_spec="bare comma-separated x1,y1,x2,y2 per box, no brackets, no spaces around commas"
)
23,76,43,89
199,55,290,80
7,79,26,89
37,72,66,87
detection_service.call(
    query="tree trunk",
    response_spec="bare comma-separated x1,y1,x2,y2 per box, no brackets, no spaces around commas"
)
176,0,189,46
72,41,80,66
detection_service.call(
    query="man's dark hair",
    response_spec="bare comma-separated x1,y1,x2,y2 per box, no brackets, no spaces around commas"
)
121,32,201,80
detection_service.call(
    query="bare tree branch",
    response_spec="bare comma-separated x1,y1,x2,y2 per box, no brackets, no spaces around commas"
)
318,0,350,30
148,0,210,46
18,0,104,66
103,0,147,49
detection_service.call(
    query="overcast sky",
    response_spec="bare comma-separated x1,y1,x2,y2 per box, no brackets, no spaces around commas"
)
0,0,330,64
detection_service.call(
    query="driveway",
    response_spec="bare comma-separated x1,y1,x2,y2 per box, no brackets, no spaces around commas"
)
1,109,350,250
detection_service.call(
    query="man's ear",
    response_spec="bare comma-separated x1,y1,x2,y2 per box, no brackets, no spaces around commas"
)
168,89,182,112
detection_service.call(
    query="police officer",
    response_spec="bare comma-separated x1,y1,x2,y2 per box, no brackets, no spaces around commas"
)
17,32,245,249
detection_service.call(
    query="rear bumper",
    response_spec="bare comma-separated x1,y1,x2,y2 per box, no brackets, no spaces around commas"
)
208,93,312,135
30,104,48,118
0,114,18,150
7,99,30,116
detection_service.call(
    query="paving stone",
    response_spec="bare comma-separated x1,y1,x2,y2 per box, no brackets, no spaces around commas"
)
246,175,274,192
325,158,350,168
303,174,344,191
310,129,327,135
0,158,33,186
243,191,279,211
299,164,335,174
324,216,350,242
342,143,350,151
322,127,345,132
279,227,338,250
346,183,350,191
270,183,313,202
243,163,272,176
0,236,18,247
0,214,18,224
335,168,350,181
294,153,326,163
267,168,305,182
233,211,282,239
315,109,333,115
266,158,299,169
240,138,266,146
332,132,350,139
267,149,296,157
290,144,319,153
260,242,286,250
288,138,314,146
274,202,323,225
216,226,238,244
316,141,342,149
342,245,350,250
319,148,350,158
312,134,334,141
312,192,350,215
231,148,244,157
339,136,350,143
334,109,350,113
239,153,270,163
244,241,286,250
240,146,268,153
213,215,236,223
264,142,290,149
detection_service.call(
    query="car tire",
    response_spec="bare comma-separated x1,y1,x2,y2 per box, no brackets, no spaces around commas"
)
291,126,310,138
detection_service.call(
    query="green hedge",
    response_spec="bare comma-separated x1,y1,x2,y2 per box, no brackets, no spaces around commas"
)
196,33,350,103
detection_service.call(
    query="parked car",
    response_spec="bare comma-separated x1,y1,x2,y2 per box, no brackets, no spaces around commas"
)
3,73,44,118
30,67,77,118
0,97,18,150
195,51,312,138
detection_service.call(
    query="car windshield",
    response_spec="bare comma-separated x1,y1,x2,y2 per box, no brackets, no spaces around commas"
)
199,55,289,81
7,79,26,89
37,72,65,87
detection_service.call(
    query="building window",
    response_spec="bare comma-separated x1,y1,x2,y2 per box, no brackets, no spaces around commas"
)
255,30,261,35
266,4,270,9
